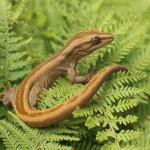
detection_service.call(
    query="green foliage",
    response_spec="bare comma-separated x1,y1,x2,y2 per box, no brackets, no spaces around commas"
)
72,141,99,150
38,78,83,109
0,0,150,149
0,112,78,150
73,72,142,149
0,0,31,89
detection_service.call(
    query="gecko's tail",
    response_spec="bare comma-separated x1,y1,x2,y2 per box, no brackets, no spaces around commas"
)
14,64,128,127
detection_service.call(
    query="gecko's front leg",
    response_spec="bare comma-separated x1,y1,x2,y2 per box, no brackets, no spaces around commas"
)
67,62,95,84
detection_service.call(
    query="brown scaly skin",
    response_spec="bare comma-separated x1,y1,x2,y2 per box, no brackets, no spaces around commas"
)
0,30,127,128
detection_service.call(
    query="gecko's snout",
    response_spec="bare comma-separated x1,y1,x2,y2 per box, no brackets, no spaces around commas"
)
107,34,114,43
100,33,114,42
97,32,114,46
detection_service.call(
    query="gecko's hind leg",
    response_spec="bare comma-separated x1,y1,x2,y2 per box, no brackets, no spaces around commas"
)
0,84,16,106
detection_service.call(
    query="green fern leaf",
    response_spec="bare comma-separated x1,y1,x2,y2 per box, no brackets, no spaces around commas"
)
0,1,31,86
117,130,139,142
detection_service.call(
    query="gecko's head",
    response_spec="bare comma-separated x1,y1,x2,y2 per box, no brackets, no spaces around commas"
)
64,29,113,58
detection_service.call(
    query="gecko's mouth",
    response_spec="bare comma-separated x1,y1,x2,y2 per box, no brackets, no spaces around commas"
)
99,33,114,46
99,38,113,48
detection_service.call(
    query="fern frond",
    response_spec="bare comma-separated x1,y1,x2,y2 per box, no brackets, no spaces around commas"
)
102,15,148,66
0,125,20,150
133,128,150,149
9,0,26,24
111,15,136,35
101,141,117,150
99,10,114,30
7,112,39,142
116,115,138,125
129,47,150,71
0,1,31,87
47,134,80,142
47,127,80,135
85,115,138,129
40,142,71,150
73,103,99,118
100,86,142,105
85,115,105,129
117,130,139,142
96,129,139,148
101,141,138,150
0,120,29,150
0,112,76,150
38,77,83,109
110,71,146,88
112,99,139,112
96,129,111,142
103,34,141,65
73,99,139,118
73,141,99,150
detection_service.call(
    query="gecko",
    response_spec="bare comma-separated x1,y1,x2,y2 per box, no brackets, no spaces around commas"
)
0,30,127,127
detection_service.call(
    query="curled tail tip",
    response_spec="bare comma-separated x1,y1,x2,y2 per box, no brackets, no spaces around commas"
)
111,64,128,71
118,65,128,72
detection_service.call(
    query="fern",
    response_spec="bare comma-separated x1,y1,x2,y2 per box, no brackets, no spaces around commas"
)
72,141,99,150
38,77,83,109
9,0,26,24
0,1,31,89
129,47,150,71
0,0,150,149
0,112,76,150
0,120,30,150
73,71,143,149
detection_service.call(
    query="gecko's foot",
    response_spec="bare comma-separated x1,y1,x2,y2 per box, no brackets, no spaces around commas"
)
0,84,16,106
0,91,10,106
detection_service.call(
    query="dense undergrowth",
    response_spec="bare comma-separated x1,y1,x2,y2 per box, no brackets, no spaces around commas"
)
0,0,150,149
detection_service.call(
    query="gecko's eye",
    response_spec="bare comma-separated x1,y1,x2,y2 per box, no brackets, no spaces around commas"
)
91,37,101,45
